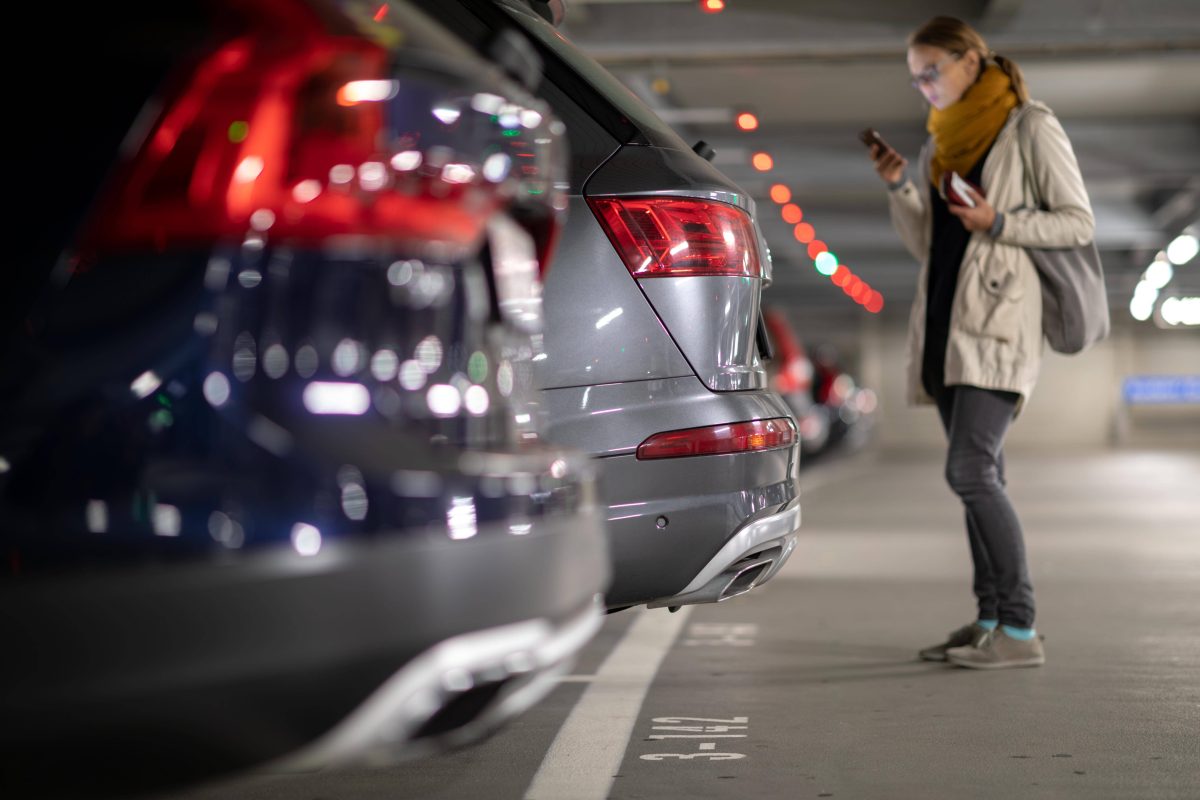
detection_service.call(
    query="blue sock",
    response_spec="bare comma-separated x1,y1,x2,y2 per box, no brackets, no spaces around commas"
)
976,619,998,631
1001,624,1036,641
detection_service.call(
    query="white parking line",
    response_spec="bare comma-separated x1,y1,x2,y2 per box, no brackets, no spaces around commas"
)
524,606,693,800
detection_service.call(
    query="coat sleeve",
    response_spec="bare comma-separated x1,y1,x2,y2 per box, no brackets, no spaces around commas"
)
996,110,1095,249
886,164,930,263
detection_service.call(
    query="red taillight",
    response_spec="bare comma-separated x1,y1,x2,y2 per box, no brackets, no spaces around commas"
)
588,197,762,278
764,310,812,394
79,19,496,259
636,418,796,460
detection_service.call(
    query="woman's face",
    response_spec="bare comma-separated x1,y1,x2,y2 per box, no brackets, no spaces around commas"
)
907,44,978,110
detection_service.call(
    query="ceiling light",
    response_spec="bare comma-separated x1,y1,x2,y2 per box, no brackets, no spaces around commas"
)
1166,233,1198,265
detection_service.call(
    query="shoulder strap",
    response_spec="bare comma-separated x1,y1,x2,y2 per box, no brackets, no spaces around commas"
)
1015,103,1053,209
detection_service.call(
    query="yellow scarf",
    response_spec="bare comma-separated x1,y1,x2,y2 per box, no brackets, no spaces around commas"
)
927,65,1018,188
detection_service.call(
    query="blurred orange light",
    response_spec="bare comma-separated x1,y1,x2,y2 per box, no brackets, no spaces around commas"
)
702,0,726,12
736,112,759,131
769,184,791,204
781,204,803,224
752,152,773,171
866,292,885,313
844,277,861,296
793,222,814,243
851,281,868,301
807,239,827,260
832,265,851,287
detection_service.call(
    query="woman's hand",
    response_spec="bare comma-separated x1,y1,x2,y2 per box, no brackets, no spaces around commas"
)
947,185,997,232
870,143,908,185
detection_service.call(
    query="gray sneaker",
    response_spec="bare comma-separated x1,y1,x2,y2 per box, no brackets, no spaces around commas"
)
918,622,991,662
946,628,1046,669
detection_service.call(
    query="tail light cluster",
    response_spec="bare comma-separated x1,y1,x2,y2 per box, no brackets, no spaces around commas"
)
636,418,796,460
588,197,762,278
77,2,563,268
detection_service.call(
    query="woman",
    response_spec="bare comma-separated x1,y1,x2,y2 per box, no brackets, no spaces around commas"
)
868,17,1095,669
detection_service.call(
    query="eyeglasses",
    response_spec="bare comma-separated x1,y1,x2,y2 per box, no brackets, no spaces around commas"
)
910,53,962,89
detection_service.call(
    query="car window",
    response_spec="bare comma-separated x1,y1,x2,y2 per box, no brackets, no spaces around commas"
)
404,0,624,190
494,0,691,153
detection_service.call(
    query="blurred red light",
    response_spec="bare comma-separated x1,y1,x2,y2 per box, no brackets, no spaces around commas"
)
844,276,860,296
781,204,803,224
832,265,851,287
807,239,827,260
769,184,791,204
866,292,885,313
752,152,773,171
701,0,726,12
736,112,759,131
373,4,388,21
793,222,814,243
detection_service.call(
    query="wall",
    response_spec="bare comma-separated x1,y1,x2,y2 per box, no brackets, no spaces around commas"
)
792,310,1200,453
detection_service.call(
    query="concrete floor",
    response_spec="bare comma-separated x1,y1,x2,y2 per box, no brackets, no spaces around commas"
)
164,449,1200,800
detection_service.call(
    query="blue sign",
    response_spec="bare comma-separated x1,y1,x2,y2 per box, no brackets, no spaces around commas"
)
1122,375,1200,405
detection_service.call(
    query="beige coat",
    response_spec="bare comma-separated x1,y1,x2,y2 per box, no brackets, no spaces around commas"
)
887,100,1095,410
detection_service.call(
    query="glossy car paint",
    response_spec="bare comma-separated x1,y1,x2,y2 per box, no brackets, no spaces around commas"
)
538,197,695,390
410,0,801,610
541,377,797,606
0,1,607,795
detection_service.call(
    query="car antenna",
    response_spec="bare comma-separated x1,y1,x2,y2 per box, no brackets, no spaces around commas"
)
691,140,716,162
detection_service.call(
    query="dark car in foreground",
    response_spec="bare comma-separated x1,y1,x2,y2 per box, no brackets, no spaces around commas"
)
0,1,607,796
411,0,801,612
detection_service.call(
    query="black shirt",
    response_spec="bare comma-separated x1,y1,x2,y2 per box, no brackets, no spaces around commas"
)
922,146,992,399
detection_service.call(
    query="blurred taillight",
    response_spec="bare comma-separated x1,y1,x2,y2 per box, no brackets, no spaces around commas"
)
587,197,762,278
636,418,795,460
78,10,496,259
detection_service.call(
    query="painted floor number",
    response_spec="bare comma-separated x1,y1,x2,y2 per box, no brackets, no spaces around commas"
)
639,717,749,762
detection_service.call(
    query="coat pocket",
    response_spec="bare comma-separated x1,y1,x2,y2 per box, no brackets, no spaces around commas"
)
958,259,1025,342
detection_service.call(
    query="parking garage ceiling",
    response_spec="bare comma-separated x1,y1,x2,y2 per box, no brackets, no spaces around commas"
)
560,0,1200,317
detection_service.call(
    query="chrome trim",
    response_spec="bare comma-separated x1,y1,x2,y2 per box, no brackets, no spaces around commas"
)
646,503,799,609
276,596,603,770
679,503,799,595
608,186,755,216
717,557,776,602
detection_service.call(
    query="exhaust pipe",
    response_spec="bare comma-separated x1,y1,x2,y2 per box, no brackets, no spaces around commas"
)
649,547,781,609
718,557,774,602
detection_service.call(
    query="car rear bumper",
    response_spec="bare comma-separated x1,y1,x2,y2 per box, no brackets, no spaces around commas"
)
646,501,799,609
599,443,799,607
540,376,800,608
0,511,608,795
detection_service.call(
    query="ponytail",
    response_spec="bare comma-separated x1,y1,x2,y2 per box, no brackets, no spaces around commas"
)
991,52,1030,104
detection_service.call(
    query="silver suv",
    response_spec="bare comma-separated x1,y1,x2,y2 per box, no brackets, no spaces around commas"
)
415,0,801,611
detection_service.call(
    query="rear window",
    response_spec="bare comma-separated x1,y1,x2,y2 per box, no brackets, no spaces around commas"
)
495,1,690,151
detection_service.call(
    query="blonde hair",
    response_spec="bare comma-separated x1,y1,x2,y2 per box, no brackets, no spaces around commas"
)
908,16,1030,104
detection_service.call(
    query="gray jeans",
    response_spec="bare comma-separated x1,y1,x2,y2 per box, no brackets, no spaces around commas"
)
934,385,1036,629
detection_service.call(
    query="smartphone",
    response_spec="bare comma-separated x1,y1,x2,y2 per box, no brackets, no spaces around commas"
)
858,127,890,153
